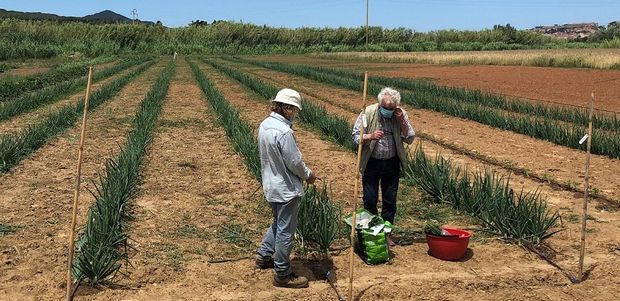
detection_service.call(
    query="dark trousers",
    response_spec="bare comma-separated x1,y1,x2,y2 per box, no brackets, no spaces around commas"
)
362,157,400,224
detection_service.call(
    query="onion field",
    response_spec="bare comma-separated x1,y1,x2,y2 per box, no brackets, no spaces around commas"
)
0,55,618,301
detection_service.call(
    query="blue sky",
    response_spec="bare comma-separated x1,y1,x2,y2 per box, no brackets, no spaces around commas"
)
1,0,618,31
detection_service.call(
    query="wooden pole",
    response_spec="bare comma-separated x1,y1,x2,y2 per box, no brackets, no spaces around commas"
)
578,91,594,281
347,2,370,299
348,72,368,301
66,67,93,300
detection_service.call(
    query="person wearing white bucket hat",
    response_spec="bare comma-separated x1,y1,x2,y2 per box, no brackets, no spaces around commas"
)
255,88,317,289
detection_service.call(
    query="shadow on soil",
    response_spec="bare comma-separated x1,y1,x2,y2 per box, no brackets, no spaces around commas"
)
292,257,336,282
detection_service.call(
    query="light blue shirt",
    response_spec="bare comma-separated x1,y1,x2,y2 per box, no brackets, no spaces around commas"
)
258,112,312,203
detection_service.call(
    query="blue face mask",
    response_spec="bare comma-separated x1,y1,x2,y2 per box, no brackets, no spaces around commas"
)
379,107,394,119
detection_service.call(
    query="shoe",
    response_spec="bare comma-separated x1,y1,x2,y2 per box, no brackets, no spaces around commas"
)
387,236,396,247
272,272,309,288
255,254,274,269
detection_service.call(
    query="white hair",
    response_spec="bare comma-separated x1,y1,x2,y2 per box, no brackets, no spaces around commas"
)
377,87,401,106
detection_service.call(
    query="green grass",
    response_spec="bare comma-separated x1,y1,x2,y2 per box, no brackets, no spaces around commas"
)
0,60,155,174
72,59,175,285
0,223,15,236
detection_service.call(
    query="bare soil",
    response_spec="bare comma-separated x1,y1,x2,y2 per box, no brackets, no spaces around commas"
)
0,67,50,78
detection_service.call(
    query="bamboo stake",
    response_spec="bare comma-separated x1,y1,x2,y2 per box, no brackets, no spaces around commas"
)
577,92,594,281
66,67,93,301
348,72,368,301
346,2,371,300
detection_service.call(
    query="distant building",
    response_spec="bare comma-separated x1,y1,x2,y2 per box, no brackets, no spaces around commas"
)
531,23,599,39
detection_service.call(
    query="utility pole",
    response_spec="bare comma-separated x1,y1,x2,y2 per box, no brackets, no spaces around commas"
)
131,9,138,24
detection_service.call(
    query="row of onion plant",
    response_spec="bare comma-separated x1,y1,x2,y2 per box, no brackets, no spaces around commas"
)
0,56,115,101
210,58,562,244
229,57,619,159
233,56,620,133
0,60,155,174
189,58,341,255
404,146,562,244
0,56,150,121
203,57,355,151
72,60,176,285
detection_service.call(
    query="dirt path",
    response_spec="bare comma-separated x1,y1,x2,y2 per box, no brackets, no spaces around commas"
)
227,61,620,203
0,60,165,300
256,55,620,113
0,63,143,135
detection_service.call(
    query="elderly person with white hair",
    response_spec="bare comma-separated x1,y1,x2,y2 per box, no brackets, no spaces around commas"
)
352,87,415,246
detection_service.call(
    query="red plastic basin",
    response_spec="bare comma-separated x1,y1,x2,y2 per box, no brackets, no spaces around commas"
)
426,227,471,261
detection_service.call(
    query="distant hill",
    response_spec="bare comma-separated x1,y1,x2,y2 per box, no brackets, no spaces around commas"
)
0,8,154,25
83,10,132,23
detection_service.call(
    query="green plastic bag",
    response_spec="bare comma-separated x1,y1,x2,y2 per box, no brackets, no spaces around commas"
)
344,209,393,265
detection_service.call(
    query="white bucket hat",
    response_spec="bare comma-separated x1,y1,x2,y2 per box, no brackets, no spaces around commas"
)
272,88,302,110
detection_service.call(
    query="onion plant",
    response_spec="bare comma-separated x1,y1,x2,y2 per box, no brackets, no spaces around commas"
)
188,59,261,181
0,56,115,101
0,60,155,174
297,183,342,254
233,56,620,133
189,58,342,255
0,57,149,121
72,60,176,285
404,146,562,244
203,57,355,151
